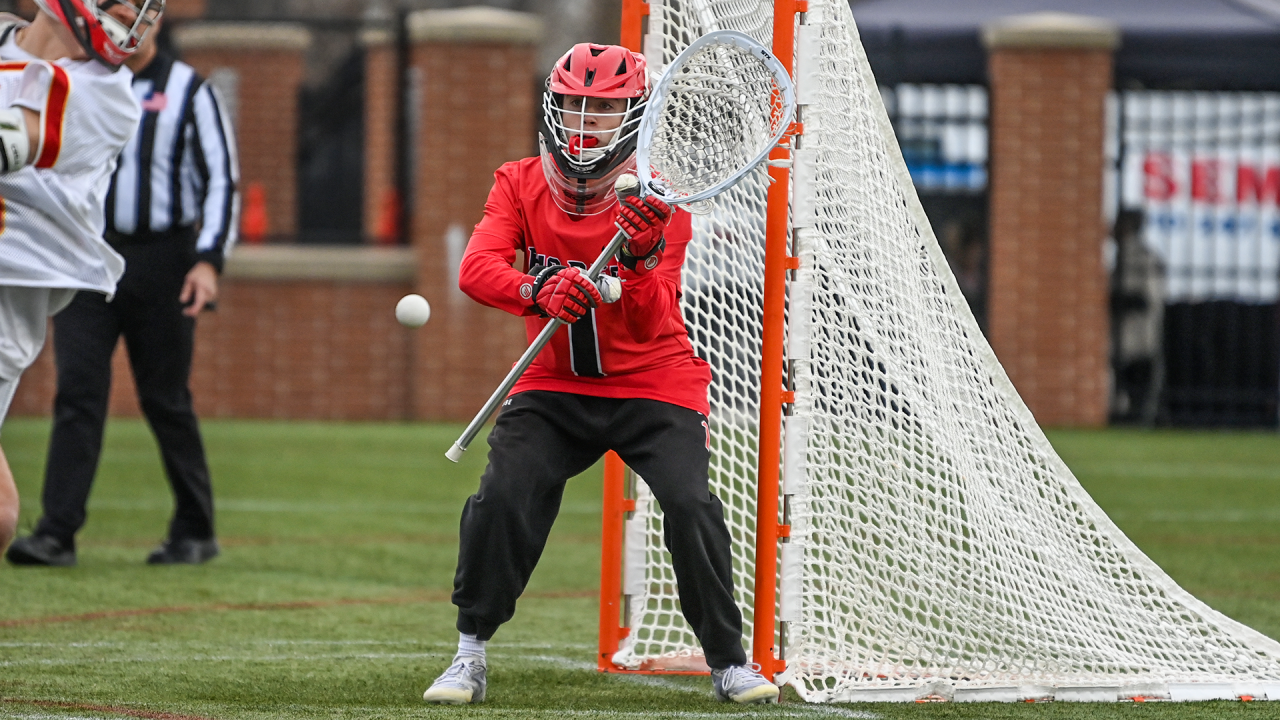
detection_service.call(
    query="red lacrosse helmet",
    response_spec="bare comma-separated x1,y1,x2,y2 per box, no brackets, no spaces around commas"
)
548,43,648,100
540,43,649,215
34,0,165,68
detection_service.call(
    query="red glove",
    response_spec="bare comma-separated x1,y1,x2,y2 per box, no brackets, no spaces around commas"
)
615,196,671,274
530,265,602,323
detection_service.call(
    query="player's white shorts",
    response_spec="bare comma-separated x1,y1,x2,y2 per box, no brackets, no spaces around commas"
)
0,285,75,433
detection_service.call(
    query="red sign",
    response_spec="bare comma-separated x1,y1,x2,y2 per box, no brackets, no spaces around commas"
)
1144,152,1280,206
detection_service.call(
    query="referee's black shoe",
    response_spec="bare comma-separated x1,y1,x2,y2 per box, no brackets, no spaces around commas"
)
147,537,220,565
5,534,76,567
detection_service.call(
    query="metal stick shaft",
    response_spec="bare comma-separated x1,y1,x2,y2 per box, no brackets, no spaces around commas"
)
446,228,629,462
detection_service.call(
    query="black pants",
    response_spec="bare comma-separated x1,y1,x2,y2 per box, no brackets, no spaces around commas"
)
35,236,213,546
452,391,747,669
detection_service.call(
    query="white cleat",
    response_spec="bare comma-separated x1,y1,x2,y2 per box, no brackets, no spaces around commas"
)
712,663,780,704
422,655,487,704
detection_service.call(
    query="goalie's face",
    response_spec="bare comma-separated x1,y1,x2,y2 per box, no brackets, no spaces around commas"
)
558,95,626,157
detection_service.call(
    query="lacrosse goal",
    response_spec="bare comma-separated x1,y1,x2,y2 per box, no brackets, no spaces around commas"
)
596,0,1280,703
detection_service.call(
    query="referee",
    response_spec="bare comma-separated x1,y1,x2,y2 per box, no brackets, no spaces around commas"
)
6,22,238,567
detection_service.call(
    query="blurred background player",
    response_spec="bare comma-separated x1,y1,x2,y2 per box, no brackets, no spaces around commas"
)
7,12,237,567
420,43,779,706
0,0,161,556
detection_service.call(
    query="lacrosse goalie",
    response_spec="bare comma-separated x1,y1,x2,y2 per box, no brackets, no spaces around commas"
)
420,43,779,706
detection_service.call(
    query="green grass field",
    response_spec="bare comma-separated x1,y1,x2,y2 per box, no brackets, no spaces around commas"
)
2,419,1280,720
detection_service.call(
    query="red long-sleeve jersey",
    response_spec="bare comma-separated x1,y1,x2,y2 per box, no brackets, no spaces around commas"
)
459,156,712,415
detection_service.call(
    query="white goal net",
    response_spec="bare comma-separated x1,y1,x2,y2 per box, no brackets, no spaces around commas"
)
610,0,1280,703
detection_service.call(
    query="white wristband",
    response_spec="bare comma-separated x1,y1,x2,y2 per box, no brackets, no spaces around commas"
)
0,106,31,174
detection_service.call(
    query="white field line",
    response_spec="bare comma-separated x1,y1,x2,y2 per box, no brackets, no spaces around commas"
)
83,499,602,515
0,640,593,650
0,642,127,648
0,649,602,668
273,706,878,719
451,709,876,719
3,715,114,720
0,653,445,668
1070,461,1280,481
1,709,877,720
1106,508,1280,523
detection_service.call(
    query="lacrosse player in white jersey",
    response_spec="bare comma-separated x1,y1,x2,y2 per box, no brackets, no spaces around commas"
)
0,0,162,553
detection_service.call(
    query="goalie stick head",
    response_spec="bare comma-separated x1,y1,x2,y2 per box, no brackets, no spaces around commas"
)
540,43,648,216
34,0,164,68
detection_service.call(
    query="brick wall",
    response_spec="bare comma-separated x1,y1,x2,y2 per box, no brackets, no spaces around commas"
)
166,0,205,19
11,248,416,421
984,14,1118,426
407,8,543,422
175,23,310,239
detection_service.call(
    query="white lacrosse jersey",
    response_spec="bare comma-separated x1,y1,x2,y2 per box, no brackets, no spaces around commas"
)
0,32,138,295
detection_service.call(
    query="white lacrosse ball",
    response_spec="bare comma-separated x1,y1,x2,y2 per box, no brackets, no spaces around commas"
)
395,294,431,328
614,172,640,198
597,275,622,304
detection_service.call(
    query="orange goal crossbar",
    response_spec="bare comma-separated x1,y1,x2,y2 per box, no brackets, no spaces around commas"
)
597,0,802,678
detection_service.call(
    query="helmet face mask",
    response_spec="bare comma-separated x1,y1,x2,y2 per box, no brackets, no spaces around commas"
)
551,94,633,169
542,90,643,178
539,43,648,215
35,0,164,67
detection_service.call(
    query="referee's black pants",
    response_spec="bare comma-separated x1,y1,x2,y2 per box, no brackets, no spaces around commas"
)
35,236,214,546
452,390,748,670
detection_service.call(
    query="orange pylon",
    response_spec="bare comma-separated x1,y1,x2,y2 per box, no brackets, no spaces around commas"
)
241,182,268,244
374,188,402,245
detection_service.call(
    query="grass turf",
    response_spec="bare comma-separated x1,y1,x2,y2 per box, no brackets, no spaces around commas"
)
1,419,1278,719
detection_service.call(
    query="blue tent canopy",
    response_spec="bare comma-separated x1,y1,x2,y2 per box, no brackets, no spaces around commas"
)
851,0,1280,89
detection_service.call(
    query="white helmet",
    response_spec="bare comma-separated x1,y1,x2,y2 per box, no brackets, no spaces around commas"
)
34,0,164,68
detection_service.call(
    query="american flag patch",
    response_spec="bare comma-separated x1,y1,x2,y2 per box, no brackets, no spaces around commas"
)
141,92,167,112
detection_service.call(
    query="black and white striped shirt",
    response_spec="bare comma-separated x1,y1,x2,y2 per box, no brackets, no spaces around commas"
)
106,52,239,271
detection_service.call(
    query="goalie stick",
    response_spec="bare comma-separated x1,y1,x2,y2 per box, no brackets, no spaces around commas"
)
446,30,797,462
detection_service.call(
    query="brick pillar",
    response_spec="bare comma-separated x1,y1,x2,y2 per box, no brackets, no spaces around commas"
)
407,7,543,421
164,0,205,19
176,23,310,240
362,27,398,244
984,13,1119,427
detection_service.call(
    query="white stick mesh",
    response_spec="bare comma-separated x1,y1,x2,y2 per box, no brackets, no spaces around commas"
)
641,34,791,203
612,0,1280,703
